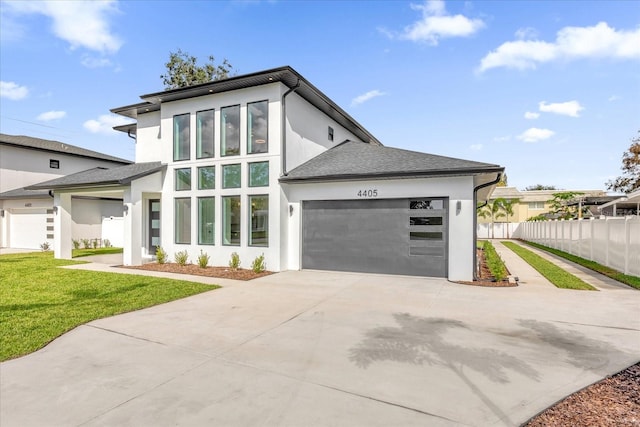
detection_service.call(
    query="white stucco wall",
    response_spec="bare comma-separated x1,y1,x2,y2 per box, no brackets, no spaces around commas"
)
282,176,476,281
71,198,123,241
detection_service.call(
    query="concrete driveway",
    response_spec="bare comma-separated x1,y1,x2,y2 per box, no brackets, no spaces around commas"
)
1,270,639,426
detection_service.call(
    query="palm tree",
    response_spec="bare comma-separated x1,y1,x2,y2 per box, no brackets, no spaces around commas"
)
495,198,519,238
477,200,505,239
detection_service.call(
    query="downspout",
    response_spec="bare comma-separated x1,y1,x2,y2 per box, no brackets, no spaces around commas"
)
127,130,136,141
472,172,502,280
281,80,300,176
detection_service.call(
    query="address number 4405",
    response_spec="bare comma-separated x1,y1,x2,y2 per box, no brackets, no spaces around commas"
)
357,189,378,197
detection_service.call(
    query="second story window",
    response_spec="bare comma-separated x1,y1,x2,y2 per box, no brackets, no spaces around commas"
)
173,113,190,161
196,109,214,159
248,100,268,154
175,168,191,191
221,105,240,156
49,159,60,169
222,164,241,189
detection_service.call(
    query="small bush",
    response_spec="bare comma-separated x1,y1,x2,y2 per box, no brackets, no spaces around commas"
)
197,250,210,268
72,239,81,250
91,239,98,249
103,239,112,248
156,247,167,264
40,242,51,252
229,252,241,270
482,241,508,281
251,254,266,273
81,239,91,249
174,250,189,266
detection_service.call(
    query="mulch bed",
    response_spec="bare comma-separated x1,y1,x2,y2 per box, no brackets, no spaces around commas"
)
456,248,516,288
525,363,640,426
122,263,273,281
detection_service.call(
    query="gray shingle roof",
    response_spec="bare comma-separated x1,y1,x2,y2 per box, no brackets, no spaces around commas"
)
0,187,51,200
26,162,165,190
0,134,132,164
280,141,503,182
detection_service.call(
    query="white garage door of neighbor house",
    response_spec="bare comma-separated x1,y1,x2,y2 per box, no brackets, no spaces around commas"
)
302,198,448,277
10,208,50,249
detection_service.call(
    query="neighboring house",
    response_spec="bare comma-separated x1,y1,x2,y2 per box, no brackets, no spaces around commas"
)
0,134,131,249
597,189,640,217
478,187,607,223
29,66,503,281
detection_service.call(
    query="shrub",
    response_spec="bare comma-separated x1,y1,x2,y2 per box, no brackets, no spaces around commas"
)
197,250,210,268
72,239,81,250
40,242,51,251
251,253,266,273
174,250,189,266
81,239,91,249
156,247,167,264
483,241,508,281
91,239,98,249
103,239,112,248
229,252,241,270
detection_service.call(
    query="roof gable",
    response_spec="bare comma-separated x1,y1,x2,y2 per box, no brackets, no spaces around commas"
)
280,141,503,182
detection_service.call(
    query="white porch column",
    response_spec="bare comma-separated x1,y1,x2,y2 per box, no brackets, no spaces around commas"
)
123,187,143,266
54,192,72,260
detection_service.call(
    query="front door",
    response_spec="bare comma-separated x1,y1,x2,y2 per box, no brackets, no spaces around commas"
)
149,199,161,255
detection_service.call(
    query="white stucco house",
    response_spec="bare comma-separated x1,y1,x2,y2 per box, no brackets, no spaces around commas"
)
29,66,503,280
0,134,131,249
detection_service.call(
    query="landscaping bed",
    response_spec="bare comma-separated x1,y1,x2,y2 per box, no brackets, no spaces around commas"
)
124,263,274,281
457,241,515,287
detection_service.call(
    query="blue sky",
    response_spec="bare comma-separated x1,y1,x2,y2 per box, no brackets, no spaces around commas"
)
1,0,638,192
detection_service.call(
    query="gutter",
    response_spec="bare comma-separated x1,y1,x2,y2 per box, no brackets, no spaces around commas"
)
281,79,300,176
472,172,503,280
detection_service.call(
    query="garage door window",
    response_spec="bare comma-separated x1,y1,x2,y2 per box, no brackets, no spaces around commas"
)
249,195,268,247
410,217,443,225
410,232,443,240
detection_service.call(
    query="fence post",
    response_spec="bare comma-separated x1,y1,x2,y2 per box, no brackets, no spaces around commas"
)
625,217,630,275
605,218,610,267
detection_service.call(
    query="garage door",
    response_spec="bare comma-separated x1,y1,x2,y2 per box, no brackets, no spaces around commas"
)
302,198,447,277
10,208,51,249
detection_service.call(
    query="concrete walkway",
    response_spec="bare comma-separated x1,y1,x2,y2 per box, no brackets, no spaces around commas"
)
1,252,639,426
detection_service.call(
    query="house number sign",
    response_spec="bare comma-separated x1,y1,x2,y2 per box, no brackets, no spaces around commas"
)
357,189,378,198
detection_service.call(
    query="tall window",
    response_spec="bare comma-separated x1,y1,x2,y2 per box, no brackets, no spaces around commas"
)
249,195,269,247
198,166,215,190
222,164,241,188
248,161,269,187
196,109,215,159
174,198,191,244
173,114,190,161
221,105,240,156
175,168,191,191
222,196,240,245
248,100,268,154
198,197,215,245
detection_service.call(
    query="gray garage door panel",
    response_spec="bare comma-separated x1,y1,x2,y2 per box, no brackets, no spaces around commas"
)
302,198,447,277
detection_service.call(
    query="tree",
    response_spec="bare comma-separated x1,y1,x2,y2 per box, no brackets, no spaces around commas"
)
606,131,640,194
496,173,508,187
549,192,584,220
524,184,558,191
160,49,235,89
477,200,505,239
495,198,519,238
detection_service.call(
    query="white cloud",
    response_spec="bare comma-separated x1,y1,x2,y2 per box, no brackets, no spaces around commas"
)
515,27,539,40
37,110,66,121
0,81,29,100
383,0,485,45
517,127,555,143
83,114,132,134
608,95,621,102
478,22,640,72
81,55,113,68
524,111,540,120
4,0,122,53
351,90,386,106
493,135,511,142
539,100,584,117
470,143,483,151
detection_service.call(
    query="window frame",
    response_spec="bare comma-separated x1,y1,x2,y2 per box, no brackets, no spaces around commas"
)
247,100,269,154
174,197,192,244
196,109,215,159
49,159,60,169
174,168,191,191
197,196,215,245
248,194,269,247
222,195,241,246
222,164,241,189
220,104,241,157
248,161,269,187
173,113,191,162
197,166,216,190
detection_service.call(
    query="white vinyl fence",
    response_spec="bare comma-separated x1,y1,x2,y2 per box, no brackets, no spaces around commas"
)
517,217,640,277
477,222,521,240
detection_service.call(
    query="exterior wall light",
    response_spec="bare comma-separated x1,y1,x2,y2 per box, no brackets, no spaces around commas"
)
52,206,58,214
123,205,129,215
0,209,4,218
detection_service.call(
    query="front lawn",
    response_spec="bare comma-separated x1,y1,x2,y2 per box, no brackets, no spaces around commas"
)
0,252,217,361
72,247,123,258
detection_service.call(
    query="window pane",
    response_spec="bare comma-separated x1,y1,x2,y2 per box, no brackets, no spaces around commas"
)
221,105,240,156
222,196,240,245
198,166,215,190
248,100,268,154
222,164,241,188
173,114,190,161
196,110,215,159
248,161,269,187
174,198,191,244
198,197,215,245
410,199,444,210
410,232,442,240
175,168,191,191
410,217,443,226
249,195,269,247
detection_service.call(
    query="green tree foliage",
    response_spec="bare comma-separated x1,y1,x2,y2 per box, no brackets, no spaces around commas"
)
495,198,519,238
524,184,558,191
549,192,585,220
606,131,640,194
161,49,235,89
477,200,505,239
496,173,508,187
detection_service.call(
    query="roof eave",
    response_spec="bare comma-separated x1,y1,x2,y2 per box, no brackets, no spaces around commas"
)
279,167,505,183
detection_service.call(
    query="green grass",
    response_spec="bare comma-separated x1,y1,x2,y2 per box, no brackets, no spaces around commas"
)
479,240,508,281
72,247,123,258
0,252,217,361
501,241,596,291
522,241,640,290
